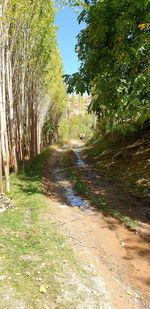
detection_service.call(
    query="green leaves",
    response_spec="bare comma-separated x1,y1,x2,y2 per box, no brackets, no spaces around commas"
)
65,0,150,133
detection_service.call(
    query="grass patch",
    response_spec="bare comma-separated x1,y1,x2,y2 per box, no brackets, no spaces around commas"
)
68,170,139,230
0,148,80,307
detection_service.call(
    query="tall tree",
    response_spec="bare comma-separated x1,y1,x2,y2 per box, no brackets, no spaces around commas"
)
64,0,150,133
0,0,67,191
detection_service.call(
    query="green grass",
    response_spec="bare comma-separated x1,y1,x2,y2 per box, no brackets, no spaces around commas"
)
68,170,139,230
0,149,79,308
0,147,112,308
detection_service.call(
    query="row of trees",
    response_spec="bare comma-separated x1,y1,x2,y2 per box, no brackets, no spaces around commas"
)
0,0,67,192
65,0,150,135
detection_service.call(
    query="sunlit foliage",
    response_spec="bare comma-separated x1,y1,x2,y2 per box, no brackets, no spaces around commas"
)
64,0,150,134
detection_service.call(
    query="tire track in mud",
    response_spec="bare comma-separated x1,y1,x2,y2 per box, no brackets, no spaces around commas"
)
43,146,150,309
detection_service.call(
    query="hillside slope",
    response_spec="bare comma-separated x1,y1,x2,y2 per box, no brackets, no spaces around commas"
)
83,129,150,224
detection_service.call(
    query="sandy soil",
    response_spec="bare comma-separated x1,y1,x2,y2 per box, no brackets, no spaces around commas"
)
43,146,150,309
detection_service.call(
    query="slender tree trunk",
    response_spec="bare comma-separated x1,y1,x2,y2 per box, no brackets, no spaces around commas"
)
29,80,37,160
30,98,35,160
34,109,38,156
6,36,18,175
0,74,3,193
21,35,26,170
37,121,41,154
0,4,3,193
0,130,3,193
1,7,10,192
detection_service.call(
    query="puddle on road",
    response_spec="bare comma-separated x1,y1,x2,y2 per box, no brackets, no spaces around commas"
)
50,147,96,211
74,149,97,181
74,149,102,183
53,168,90,210
64,186,88,208
74,149,88,168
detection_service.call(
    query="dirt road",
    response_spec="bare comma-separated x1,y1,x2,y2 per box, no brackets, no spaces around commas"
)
43,146,150,309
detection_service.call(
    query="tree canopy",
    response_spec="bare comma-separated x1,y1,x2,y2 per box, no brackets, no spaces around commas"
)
64,0,150,133
0,0,67,191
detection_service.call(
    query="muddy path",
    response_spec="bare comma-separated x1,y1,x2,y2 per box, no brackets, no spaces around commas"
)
43,146,150,309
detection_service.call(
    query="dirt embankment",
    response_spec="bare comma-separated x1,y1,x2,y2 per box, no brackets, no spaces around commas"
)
83,130,150,234
83,130,150,199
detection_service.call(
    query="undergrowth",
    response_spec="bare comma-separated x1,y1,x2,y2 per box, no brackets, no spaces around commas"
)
0,148,79,308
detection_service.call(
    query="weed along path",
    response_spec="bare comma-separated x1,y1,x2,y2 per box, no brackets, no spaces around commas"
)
43,145,150,309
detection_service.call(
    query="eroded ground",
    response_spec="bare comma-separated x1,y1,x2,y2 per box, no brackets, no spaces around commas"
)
43,145,150,309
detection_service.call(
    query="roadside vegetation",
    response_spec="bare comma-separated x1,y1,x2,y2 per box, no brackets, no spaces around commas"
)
65,1,150,138
63,0,150,215
84,128,150,199
0,149,106,308
0,0,67,193
58,94,93,143
0,150,74,306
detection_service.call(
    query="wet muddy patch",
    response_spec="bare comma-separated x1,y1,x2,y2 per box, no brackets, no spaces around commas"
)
74,149,88,169
74,148,101,182
52,167,90,210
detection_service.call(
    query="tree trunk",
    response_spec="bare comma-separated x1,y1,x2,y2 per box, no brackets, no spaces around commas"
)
0,4,3,193
0,131,3,194
1,4,10,192
6,36,18,175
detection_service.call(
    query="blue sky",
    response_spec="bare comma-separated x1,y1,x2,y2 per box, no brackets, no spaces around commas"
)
55,6,84,75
